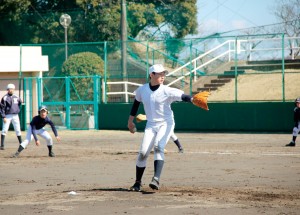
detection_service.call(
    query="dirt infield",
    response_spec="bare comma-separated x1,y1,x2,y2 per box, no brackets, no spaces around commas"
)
0,130,300,215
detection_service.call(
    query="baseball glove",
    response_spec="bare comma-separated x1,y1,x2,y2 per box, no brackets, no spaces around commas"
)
192,91,211,111
136,114,147,123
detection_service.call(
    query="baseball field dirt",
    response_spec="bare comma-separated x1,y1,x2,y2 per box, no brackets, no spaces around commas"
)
0,130,300,214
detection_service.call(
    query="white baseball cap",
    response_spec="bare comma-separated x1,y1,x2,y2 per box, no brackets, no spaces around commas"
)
149,64,168,75
7,83,15,90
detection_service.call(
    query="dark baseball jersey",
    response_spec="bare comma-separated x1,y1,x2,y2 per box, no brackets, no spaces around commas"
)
30,115,58,141
294,107,300,126
0,93,22,118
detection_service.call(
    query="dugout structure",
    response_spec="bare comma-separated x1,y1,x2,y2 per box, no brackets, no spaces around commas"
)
0,46,48,130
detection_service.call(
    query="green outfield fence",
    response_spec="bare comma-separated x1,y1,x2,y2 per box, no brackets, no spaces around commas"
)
98,102,294,132
0,101,294,132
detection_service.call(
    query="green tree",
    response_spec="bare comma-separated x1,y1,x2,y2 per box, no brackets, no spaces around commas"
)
0,0,198,45
0,0,31,44
62,51,104,100
127,0,197,39
62,51,104,76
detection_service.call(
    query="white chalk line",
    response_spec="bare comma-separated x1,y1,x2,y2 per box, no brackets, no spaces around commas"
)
186,151,300,156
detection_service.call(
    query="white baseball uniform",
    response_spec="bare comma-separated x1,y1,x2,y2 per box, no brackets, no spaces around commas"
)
293,122,300,136
169,132,178,142
20,125,53,149
134,84,183,167
1,93,22,136
1,114,21,136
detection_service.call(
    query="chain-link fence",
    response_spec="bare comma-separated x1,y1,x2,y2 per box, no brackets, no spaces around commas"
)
13,33,300,105
21,76,101,130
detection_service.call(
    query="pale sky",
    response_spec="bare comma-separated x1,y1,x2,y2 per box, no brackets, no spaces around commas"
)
197,0,278,36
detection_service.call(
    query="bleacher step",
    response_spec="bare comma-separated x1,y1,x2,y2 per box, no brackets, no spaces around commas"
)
197,87,218,91
211,79,232,84
224,70,245,75
204,83,225,88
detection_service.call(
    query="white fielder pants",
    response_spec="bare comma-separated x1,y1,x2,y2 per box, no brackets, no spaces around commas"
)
136,120,174,167
169,131,177,142
293,122,300,136
20,125,53,149
1,114,21,136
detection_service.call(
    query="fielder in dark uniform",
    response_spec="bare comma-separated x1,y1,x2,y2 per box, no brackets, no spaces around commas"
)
286,97,300,147
1,83,22,150
11,105,60,158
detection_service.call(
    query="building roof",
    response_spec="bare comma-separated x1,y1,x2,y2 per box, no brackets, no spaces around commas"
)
0,46,48,72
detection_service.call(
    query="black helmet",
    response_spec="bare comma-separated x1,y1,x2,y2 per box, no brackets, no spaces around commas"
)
38,105,48,114
295,97,300,106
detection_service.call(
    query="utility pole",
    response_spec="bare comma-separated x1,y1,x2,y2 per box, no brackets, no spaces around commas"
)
59,14,72,61
121,0,127,81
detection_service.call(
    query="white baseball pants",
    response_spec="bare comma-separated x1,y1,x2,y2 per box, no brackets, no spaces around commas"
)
293,122,300,136
169,132,177,142
136,120,174,167
1,114,21,136
20,125,53,149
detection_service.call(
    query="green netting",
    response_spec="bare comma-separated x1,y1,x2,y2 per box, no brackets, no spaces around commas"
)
22,76,100,130
16,33,300,104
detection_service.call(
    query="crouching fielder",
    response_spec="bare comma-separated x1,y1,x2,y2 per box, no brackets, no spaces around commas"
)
128,64,194,191
11,106,60,158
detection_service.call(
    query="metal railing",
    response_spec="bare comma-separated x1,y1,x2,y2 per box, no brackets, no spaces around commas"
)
104,81,142,103
165,35,300,88
104,34,300,102
16,34,300,104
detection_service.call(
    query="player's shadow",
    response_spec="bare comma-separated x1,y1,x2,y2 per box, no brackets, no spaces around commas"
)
78,187,155,194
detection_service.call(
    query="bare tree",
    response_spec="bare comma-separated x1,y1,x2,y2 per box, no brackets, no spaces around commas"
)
273,0,300,58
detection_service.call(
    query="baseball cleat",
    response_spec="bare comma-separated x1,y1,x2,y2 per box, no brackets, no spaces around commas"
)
11,151,19,158
0,146,4,150
149,177,159,190
178,147,184,153
130,181,142,192
49,152,55,157
285,142,296,147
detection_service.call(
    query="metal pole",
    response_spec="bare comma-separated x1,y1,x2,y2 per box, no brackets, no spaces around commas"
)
121,0,127,80
65,27,68,60
234,37,238,103
104,41,107,103
189,40,193,95
93,76,99,129
19,44,22,99
65,77,70,129
282,33,285,102
146,40,149,82
60,14,71,61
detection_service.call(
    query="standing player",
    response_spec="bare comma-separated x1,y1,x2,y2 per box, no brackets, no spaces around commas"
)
0,83,22,150
11,105,60,158
286,97,300,147
128,64,194,191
